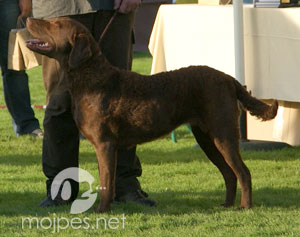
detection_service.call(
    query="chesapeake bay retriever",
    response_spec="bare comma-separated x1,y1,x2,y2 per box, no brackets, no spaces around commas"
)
26,17,278,213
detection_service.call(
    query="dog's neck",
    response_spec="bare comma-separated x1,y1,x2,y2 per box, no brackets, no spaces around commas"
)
65,52,120,95
66,51,113,71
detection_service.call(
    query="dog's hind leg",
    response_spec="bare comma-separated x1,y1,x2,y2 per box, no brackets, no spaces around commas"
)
93,141,117,213
191,125,237,207
212,127,252,209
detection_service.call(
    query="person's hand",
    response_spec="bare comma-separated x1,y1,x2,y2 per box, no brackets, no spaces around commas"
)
19,0,32,18
114,0,141,14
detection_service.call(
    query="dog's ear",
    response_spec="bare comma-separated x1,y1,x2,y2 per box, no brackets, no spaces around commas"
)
69,33,92,70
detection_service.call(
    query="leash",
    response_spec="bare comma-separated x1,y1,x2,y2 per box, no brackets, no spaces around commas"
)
98,11,118,44
98,0,125,43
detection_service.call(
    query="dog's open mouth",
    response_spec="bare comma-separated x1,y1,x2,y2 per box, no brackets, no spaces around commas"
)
26,39,53,52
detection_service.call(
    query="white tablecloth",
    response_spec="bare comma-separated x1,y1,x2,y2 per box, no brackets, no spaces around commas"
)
149,4,300,145
149,4,300,102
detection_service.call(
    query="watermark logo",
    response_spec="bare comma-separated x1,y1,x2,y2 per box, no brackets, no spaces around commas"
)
22,168,125,233
51,167,98,214
21,214,126,233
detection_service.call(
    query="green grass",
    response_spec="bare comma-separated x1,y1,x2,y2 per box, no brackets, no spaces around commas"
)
176,0,197,4
1,52,300,236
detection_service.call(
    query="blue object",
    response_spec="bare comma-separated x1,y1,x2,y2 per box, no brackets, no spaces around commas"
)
171,125,192,143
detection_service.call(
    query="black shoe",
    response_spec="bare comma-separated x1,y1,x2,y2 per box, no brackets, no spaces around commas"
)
114,190,156,207
38,195,73,207
140,189,149,198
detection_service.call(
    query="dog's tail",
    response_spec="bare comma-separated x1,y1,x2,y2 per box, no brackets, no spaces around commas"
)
234,80,278,121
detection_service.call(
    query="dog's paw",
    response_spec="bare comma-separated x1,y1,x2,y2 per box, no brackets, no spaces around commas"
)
237,205,252,211
93,205,111,213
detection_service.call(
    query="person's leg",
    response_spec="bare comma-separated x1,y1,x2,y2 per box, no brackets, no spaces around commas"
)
39,13,96,207
0,0,40,136
92,11,155,205
39,11,155,207
39,56,79,206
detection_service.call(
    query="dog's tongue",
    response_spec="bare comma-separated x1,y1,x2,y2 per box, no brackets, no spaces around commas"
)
26,39,52,51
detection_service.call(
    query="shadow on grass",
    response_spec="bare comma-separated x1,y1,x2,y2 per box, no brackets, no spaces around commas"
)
133,51,151,60
0,191,71,217
0,154,41,166
1,186,300,217
111,187,300,215
78,147,300,166
1,145,299,168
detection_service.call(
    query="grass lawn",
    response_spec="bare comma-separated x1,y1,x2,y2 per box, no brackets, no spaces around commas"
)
1,52,300,236
176,0,197,3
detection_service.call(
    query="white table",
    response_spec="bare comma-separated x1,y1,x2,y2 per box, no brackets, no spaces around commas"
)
149,4,300,145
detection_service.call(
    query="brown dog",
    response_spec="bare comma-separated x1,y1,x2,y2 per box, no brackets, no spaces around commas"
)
26,17,278,213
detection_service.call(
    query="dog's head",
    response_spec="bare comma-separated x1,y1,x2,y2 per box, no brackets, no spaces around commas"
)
26,17,100,70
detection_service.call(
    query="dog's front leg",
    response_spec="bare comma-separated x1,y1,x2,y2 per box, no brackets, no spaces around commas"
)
93,141,117,213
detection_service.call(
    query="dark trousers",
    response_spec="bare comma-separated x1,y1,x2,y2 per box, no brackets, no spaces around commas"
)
0,0,40,135
42,11,142,199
